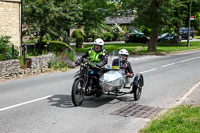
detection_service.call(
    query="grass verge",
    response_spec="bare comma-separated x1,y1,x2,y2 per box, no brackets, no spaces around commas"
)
140,105,200,133
75,41,200,55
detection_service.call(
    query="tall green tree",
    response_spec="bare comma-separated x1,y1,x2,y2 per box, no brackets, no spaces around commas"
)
23,0,82,50
119,0,178,51
118,0,200,51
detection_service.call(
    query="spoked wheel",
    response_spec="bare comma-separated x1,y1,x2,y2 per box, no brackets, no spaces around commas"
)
71,78,85,106
133,79,142,100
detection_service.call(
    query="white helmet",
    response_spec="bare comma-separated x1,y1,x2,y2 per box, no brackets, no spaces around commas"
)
94,38,104,46
118,49,129,56
93,38,104,52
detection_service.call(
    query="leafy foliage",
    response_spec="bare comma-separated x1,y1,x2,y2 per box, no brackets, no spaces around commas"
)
0,36,19,61
23,0,83,51
48,51,76,71
80,0,117,29
45,40,75,56
72,29,85,48
102,32,114,41
81,0,118,39
118,0,200,51
111,23,124,40
49,59,69,71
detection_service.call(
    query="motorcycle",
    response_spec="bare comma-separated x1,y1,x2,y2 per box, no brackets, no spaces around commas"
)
71,59,144,106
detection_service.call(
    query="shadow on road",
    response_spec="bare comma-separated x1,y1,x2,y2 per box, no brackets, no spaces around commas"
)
81,95,116,108
47,94,136,108
47,94,74,108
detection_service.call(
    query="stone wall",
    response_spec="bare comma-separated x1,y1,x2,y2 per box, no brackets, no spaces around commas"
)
0,59,20,80
0,53,55,80
25,53,55,74
0,0,21,47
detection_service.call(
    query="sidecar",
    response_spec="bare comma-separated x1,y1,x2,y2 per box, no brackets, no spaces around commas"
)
99,69,144,100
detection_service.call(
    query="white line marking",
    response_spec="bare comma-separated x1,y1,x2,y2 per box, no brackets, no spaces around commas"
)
173,81,200,106
161,63,176,68
179,56,200,63
0,95,53,112
139,68,157,74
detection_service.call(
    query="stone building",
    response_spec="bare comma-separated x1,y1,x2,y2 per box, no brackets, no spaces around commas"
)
105,16,134,26
0,0,21,47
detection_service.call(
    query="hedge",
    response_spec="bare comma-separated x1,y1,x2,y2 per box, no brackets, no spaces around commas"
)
46,40,75,55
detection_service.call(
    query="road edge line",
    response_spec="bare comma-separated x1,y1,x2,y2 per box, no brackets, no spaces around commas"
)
173,80,200,107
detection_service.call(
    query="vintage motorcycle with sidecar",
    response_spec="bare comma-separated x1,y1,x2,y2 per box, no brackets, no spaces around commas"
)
71,59,144,106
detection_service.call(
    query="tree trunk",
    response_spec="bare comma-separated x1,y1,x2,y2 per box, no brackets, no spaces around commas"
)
148,26,159,52
175,25,180,45
37,30,44,53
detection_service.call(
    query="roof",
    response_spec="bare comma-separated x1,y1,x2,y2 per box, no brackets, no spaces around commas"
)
105,16,134,25
1,0,21,2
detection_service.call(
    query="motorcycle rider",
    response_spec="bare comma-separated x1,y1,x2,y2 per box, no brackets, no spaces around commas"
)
75,38,108,67
112,49,134,78
75,38,108,96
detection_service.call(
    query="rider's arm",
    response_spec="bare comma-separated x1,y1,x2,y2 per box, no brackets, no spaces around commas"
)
97,51,109,66
75,49,90,66
126,62,134,78
81,49,90,59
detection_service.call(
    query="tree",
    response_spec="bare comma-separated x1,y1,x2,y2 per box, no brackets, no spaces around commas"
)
170,0,200,45
23,0,82,52
78,0,117,38
119,0,179,51
190,0,200,35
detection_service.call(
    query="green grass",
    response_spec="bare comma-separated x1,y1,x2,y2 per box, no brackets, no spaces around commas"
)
75,41,200,55
140,105,200,133
76,43,147,55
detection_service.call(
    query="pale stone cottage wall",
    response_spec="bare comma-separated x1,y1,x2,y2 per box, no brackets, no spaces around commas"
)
0,0,21,47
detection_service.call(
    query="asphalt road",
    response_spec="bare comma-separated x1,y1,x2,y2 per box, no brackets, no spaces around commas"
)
0,50,200,133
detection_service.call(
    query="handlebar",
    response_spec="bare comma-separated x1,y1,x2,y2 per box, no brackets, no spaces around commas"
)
77,59,101,70
76,58,121,72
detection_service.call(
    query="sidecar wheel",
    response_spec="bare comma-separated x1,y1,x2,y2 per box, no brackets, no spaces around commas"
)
133,79,142,100
71,78,85,106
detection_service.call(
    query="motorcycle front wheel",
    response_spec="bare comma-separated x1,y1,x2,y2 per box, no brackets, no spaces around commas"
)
71,78,85,106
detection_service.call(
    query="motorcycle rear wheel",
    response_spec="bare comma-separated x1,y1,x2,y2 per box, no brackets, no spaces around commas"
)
71,78,85,106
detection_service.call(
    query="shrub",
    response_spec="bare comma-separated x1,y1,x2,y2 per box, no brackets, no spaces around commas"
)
60,50,75,62
48,59,69,71
111,23,124,41
59,51,75,67
0,36,19,61
45,41,76,68
48,50,76,71
76,34,84,47
46,40,75,55
72,29,85,48
102,32,114,41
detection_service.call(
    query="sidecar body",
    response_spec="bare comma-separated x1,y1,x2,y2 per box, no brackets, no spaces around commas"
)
99,70,129,92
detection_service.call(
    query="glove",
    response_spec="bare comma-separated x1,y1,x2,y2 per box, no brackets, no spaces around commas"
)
82,58,87,63
128,72,134,78
75,59,81,66
96,62,103,68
